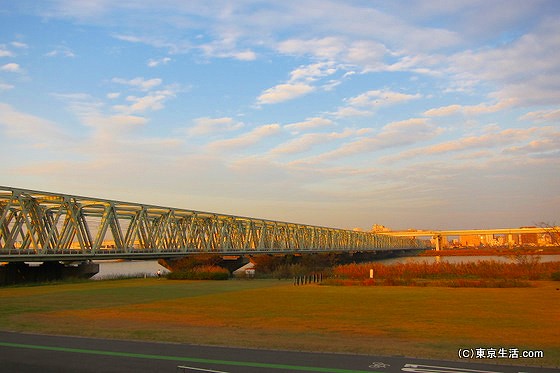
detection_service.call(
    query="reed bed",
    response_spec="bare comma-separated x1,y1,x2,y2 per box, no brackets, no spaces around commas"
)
330,258,560,287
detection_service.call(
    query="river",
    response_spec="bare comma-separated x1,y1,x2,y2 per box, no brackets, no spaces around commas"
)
91,260,169,280
377,254,560,265
91,254,559,280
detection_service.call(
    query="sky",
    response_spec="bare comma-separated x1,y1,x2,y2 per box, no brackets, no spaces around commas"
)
0,1,559,231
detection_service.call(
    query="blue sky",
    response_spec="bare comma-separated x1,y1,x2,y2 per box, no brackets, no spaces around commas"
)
0,1,559,230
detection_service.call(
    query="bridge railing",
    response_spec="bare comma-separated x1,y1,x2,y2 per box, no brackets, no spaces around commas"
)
0,186,426,260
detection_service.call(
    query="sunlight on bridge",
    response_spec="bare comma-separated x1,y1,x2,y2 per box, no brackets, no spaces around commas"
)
0,186,426,261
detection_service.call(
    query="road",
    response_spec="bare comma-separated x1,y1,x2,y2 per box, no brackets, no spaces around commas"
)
0,331,556,373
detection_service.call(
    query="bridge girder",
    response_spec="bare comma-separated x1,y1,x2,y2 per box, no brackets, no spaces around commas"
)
0,186,425,261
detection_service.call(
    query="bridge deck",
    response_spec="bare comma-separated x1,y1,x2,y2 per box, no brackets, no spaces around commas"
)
381,227,554,237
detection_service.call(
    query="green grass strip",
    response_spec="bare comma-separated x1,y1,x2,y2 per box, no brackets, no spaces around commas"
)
0,341,380,373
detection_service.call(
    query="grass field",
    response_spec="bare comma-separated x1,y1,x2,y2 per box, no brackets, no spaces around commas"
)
1,278,558,367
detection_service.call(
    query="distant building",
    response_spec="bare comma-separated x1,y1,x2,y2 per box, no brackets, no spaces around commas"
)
372,224,390,233
459,234,499,247
519,226,538,246
460,235,481,247
520,233,538,246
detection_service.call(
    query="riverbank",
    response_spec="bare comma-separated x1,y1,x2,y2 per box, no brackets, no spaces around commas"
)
0,278,557,367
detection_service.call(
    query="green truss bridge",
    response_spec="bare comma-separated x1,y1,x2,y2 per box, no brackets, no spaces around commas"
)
0,186,426,283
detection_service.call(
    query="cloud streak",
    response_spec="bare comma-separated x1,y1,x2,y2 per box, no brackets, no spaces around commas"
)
207,124,281,152
306,118,440,162
257,83,314,105
384,126,548,162
1,63,22,73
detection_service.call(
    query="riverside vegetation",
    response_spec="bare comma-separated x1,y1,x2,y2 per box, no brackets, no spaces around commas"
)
163,255,230,280
329,256,560,287
249,252,560,288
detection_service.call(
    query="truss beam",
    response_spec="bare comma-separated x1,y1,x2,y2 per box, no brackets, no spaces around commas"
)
0,186,425,261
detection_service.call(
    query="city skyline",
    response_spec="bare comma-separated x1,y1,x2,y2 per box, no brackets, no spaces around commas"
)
0,1,559,231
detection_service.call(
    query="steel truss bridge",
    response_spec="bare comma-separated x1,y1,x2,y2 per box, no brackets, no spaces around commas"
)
0,186,425,262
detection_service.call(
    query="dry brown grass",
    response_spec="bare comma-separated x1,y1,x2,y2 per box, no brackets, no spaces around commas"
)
1,278,558,367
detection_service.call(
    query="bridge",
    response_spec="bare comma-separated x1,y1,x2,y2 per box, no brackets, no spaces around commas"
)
1,186,425,282
380,227,557,250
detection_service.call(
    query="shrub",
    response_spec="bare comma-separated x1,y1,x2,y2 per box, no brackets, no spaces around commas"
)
168,255,224,272
167,265,229,280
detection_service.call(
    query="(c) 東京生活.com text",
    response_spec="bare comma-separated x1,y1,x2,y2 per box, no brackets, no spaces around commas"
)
458,347,544,360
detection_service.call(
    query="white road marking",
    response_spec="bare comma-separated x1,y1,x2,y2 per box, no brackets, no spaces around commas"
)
402,363,503,373
370,361,391,369
177,366,230,373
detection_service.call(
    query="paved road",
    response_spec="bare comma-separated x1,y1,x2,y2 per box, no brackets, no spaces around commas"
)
0,331,556,373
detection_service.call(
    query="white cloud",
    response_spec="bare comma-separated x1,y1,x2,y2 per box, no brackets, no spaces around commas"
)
494,75,560,106
112,77,162,91
277,37,388,71
503,132,560,156
289,62,338,83
386,53,446,76
188,117,244,136
113,90,175,114
50,92,148,144
0,82,14,90
256,61,343,105
331,106,372,118
447,18,560,106
84,114,147,130
520,109,560,123
347,90,422,108
333,89,422,117
45,46,76,58
197,31,257,61
230,50,257,61
271,1,459,53
386,126,544,162
109,77,176,114
284,117,333,133
0,47,15,57
50,92,103,118
106,92,121,99
311,118,439,161
207,124,281,151
147,57,171,67
424,99,516,117
0,103,70,147
270,128,358,156
257,83,314,105
11,41,28,49
424,104,462,117
1,63,22,73
345,40,388,69
278,37,344,60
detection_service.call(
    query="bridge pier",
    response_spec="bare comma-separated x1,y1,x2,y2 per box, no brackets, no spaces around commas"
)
218,256,250,273
158,255,250,274
433,235,442,251
0,261,99,285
